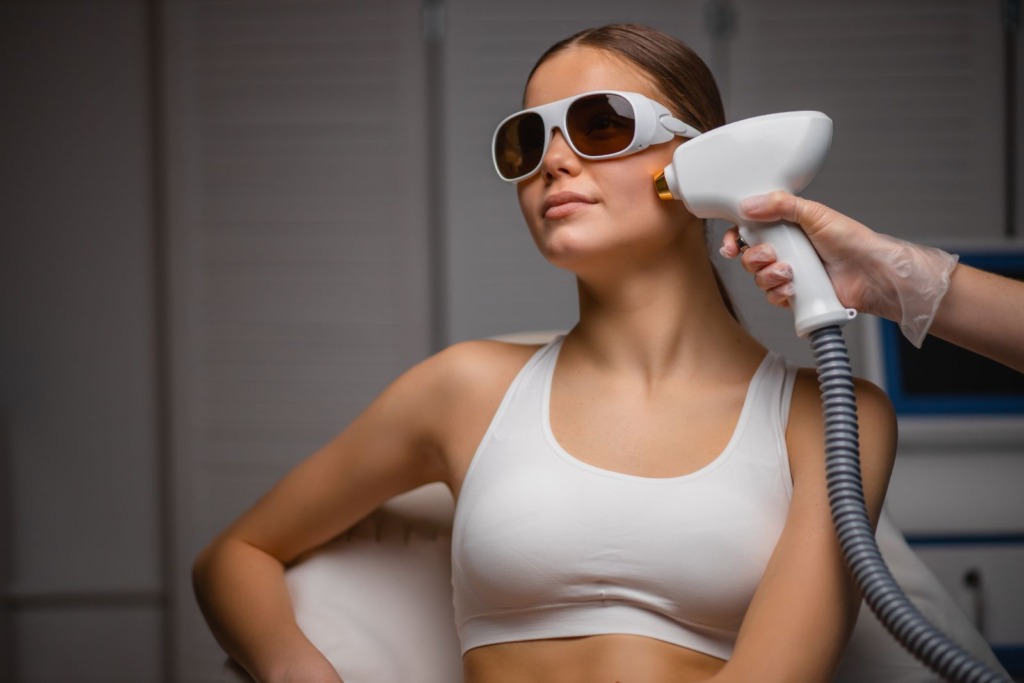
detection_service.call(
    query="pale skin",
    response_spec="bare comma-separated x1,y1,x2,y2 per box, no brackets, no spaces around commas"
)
722,191,1024,373
193,46,897,683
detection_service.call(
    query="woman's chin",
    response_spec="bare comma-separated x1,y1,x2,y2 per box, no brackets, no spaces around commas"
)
536,236,601,271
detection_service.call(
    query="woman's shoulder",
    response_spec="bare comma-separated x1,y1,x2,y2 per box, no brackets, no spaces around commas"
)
358,338,548,463
788,367,893,419
426,337,549,392
404,339,550,469
786,366,896,471
395,337,550,412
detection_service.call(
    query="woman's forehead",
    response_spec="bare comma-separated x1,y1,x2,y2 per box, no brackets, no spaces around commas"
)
523,46,663,108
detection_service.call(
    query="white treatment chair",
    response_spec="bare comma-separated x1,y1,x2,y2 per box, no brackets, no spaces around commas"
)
221,333,1009,683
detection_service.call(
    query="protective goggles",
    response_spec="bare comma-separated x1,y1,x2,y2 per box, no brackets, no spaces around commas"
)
492,90,703,183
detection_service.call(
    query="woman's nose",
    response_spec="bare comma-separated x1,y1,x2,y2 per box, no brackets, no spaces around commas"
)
539,128,582,180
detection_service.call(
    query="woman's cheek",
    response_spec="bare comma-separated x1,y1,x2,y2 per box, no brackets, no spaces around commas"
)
516,180,541,215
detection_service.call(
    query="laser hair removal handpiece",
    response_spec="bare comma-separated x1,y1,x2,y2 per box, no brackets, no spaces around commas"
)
656,112,1010,683
655,111,855,337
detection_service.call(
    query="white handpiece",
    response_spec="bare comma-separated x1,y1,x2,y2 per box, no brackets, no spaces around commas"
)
655,111,856,337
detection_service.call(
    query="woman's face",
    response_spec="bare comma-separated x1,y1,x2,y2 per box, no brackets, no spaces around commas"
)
517,46,697,275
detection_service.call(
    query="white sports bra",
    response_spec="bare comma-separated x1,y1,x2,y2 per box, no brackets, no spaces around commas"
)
451,337,798,658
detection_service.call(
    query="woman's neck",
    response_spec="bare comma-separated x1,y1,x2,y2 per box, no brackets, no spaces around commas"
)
569,250,760,383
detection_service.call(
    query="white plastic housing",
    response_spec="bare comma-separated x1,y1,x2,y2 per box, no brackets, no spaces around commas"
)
660,111,856,337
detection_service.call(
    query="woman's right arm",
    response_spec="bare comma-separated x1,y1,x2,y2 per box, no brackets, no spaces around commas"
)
192,342,488,682
193,537,341,682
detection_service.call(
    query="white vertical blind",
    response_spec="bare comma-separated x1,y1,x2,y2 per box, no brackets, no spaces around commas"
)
163,2,432,679
719,0,1006,366
729,0,1004,240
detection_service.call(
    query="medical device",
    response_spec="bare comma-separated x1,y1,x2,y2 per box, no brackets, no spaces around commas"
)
655,112,1011,683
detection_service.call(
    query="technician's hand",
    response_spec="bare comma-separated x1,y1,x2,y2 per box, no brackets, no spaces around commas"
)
720,191,958,348
720,192,888,315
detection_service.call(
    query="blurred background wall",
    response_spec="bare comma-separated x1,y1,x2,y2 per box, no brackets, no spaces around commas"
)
0,0,1021,681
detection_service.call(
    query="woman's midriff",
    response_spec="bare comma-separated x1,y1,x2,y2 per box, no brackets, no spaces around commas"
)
462,633,727,683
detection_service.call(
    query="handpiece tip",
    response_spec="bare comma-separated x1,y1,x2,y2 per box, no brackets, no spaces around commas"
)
654,172,674,201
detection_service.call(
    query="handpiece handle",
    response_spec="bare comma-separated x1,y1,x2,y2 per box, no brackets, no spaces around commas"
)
739,221,856,337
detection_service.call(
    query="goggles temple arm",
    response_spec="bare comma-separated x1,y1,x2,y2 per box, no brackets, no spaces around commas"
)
658,114,703,139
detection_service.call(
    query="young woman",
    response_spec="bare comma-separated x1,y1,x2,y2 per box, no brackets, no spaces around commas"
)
193,24,897,683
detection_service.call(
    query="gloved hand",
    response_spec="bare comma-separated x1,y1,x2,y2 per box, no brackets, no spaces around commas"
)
720,191,959,348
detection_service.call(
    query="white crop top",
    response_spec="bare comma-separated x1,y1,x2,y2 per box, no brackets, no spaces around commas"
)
451,337,799,659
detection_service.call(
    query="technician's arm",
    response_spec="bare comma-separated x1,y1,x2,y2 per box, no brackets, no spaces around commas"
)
192,346,463,683
722,191,1024,373
927,264,1024,373
706,373,897,683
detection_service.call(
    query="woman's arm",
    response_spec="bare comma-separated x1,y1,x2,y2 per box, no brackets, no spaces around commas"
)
192,342,497,683
710,371,897,683
193,538,342,682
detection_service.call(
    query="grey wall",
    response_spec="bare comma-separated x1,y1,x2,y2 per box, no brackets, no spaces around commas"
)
1,2,165,681
0,1,1021,681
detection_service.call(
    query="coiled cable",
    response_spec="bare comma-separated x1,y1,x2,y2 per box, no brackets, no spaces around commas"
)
809,325,1010,683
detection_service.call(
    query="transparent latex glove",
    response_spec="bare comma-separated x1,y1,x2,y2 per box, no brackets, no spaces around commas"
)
720,191,959,348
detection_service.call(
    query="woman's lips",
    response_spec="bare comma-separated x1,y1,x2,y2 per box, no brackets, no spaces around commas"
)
542,192,596,219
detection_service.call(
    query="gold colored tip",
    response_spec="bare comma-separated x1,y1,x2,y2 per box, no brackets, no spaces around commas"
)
654,172,674,201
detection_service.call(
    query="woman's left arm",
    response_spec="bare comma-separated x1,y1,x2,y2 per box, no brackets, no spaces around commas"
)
711,371,898,683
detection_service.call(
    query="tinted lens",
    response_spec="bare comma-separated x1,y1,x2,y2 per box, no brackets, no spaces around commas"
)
566,93,636,157
495,112,545,180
